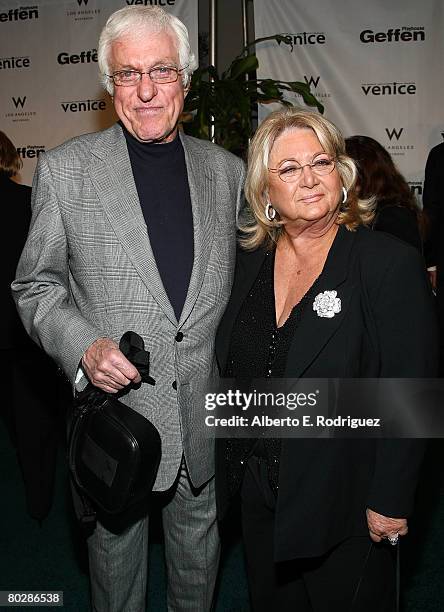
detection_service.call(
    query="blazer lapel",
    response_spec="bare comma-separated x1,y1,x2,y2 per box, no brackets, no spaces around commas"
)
178,133,217,326
88,124,177,325
284,225,357,378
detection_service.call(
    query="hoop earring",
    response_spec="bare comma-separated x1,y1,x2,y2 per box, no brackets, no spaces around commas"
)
342,187,348,204
265,202,276,221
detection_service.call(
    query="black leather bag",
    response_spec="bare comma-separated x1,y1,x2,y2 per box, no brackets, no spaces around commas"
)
68,331,161,515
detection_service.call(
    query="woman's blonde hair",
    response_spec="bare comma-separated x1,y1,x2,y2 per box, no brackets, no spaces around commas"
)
241,107,375,250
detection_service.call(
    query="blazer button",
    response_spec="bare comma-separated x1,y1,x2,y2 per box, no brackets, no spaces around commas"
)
175,332,184,342
172,380,177,390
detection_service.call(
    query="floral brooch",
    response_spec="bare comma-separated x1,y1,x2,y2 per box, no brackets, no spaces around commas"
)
313,290,341,318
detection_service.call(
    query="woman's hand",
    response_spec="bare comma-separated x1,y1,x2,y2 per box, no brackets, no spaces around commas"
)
366,508,408,543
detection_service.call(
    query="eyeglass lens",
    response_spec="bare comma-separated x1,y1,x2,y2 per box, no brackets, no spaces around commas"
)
111,66,180,85
277,158,335,182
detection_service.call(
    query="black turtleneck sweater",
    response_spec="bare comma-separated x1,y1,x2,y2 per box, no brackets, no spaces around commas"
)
123,126,194,321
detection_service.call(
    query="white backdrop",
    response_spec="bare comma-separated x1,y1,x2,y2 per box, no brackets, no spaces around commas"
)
254,0,444,199
0,0,198,185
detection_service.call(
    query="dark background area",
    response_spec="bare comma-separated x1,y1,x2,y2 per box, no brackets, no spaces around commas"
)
1,412,443,611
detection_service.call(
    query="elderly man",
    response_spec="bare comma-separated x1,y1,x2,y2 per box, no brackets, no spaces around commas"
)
12,6,244,611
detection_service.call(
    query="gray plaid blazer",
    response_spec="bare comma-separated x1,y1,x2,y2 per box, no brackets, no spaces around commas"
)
12,123,245,490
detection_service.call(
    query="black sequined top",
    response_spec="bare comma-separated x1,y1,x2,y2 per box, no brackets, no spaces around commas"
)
224,249,318,497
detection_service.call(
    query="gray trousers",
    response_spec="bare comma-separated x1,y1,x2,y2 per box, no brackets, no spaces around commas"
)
87,460,220,612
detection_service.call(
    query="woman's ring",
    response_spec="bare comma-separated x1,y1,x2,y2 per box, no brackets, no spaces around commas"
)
387,533,399,546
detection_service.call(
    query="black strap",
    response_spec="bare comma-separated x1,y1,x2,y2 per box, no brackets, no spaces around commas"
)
351,541,373,610
395,542,400,612
118,331,155,386
351,540,400,611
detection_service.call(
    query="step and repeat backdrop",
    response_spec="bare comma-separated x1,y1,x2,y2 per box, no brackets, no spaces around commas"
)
0,0,198,185
254,0,444,199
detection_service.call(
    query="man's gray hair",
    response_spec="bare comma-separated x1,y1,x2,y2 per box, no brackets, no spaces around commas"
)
98,5,197,94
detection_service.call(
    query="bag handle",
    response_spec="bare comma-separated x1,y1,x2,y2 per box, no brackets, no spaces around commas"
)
118,330,156,387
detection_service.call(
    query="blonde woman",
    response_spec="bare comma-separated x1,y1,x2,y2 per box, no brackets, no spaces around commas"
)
215,109,437,611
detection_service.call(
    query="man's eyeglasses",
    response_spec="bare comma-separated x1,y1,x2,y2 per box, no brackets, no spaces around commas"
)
107,65,187,86
268,156,336,183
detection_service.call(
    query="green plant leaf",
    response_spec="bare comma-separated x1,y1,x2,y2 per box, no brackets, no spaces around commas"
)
240,33,295,57
228,55,259,80
280,81,324,112
182,34,325,155
258,79,284,100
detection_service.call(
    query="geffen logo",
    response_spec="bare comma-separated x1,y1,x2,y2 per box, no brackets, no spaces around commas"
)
126,1,176,6
0,6,38,22
302,75,331,100
66,0,101,21
16,145,45,159
5,96,36,123
61,98,107,112
384,128,414,156
361,81,416,96
57,49,98,64
360,26,425,43
0,55,30,70
277,31,326,47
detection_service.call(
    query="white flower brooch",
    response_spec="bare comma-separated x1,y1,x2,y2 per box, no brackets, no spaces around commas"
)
313,290,341,318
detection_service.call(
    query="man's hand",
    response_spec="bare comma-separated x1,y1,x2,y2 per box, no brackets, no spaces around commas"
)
82,337,141,393
366,508,408,543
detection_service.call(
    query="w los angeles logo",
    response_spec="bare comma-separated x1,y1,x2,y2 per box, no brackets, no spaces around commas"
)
385,127,403,141
66,0,100,21
303,76,320,89
5,95,35,122
301,75,330,100
385,127,413,155
12,96,26,109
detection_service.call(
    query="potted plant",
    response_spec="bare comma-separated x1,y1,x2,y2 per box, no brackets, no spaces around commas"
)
182,34,324,158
